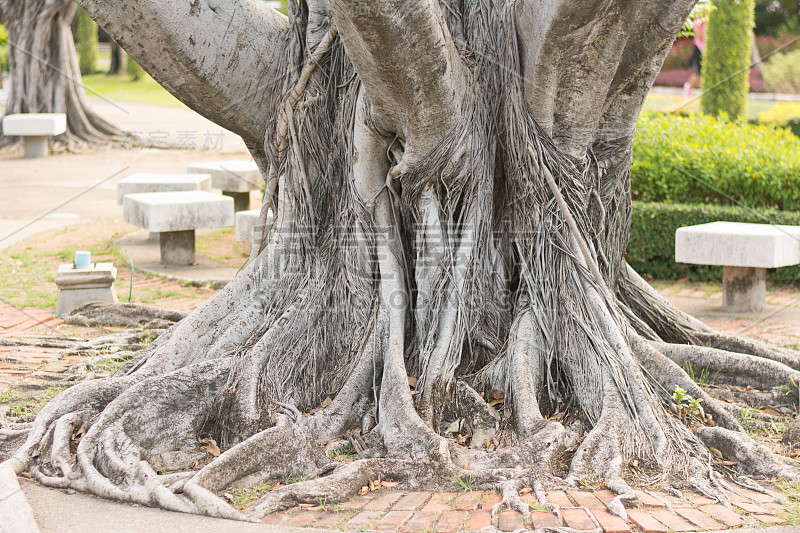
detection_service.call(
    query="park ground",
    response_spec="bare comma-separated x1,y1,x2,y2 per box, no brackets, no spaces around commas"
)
3,75,800,532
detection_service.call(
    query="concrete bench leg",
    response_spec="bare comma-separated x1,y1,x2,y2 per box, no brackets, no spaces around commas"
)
23,136,49,158
723,266,766,313
223,191,250,212
160,230,195,266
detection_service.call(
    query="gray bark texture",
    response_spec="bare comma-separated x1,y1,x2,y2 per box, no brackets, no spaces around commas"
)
2,0,799,522
0,0,123,149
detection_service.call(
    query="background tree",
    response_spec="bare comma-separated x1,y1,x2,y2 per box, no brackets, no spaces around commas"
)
75,7,97,75
3,0,800,523
107,40,125,76
0,0,122,149
702,0,756,119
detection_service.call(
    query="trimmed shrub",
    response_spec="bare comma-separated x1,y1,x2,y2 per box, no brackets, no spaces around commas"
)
628,201,800,284
75,8,98,76
759,102,800,137
761,49,800,93
631,112,800,210
701,0,755,119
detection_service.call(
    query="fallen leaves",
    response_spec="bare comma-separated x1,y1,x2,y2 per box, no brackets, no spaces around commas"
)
200,437,221,458
358,476,399,495
759,405,782,417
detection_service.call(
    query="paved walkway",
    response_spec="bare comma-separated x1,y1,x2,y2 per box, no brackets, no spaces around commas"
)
258,486,791,532
0,97,253,253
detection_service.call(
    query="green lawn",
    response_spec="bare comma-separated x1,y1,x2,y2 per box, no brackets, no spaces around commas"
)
643,92,780,121
81,72,186,109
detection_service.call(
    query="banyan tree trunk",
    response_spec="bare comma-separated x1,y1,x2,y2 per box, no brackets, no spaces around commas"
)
2,0,800,524
0,0,122,150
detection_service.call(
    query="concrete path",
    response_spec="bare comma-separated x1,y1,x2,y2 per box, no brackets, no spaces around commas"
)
20,479,328,533
0,97,253,253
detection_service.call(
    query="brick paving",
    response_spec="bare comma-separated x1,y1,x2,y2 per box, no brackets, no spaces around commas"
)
0,289,211,390
258,487,793,531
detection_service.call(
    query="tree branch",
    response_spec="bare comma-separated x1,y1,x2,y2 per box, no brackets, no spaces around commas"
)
516,0,695,157
597,0,698,142
328,0,467,161
75,0,289,147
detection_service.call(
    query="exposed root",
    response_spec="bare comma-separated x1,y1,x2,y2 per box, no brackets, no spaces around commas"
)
491,479,530,527
65,302,187,328
695,426,800,480
652,341,800,390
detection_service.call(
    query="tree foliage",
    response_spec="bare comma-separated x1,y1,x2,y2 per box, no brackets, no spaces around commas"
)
701,0,755,119
75,7,97,75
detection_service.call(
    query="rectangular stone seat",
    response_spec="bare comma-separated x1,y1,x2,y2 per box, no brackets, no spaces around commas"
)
187,160,262,212
123,191,234,266
2,113,67,158
235,209,273,242
676,221,800,312
116,173,212,205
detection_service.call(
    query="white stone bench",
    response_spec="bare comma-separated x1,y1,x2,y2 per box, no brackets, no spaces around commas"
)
187,160,261,212
675,221,800,312
2,113,66,158
235,209,273,243
123,191,234,266
116,173,212,205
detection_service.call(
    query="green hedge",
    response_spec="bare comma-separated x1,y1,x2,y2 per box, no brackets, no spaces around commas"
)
701,0,755,120
758,102,800,138
631,112,800,210
762,49,800,94
629,201,800,284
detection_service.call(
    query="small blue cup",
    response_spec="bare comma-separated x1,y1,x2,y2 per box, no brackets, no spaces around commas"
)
74,251,91,268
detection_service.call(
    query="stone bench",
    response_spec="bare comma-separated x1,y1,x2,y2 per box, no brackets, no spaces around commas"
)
123,191,234,266
235,209,273,243
187,160,261,212
676,221,800,312
116,173,212,205
2,113,66,158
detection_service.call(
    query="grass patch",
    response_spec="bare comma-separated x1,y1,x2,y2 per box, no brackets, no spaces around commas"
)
643,92,779,121
196,227,251,268
220,482,275,510
0,220,217,310
328,442,358,463
776,479,800,524
0,385,66,417
81,72,185,108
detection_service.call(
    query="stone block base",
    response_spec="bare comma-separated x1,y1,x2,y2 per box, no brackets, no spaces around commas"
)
160,230,196,266
23,136,48,158
56,287,119,317
223,191,251,212
723,266,766,313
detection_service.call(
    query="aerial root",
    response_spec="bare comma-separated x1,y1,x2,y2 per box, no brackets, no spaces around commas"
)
688,458,731,507
491,479,530,526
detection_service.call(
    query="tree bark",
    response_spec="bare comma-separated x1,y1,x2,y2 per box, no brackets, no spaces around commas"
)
3,0,799,522
108,40,125,76
0,0,122,149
